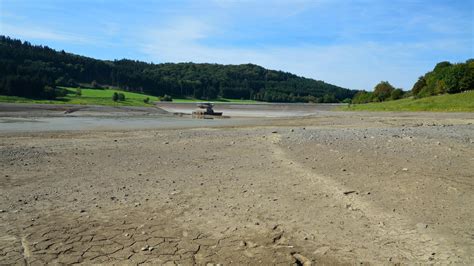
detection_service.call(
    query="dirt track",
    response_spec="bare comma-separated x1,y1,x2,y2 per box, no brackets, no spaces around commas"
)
1,108,473,264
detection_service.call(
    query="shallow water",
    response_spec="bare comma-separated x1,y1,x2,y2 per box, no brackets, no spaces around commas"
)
0,116,257,133
157,102,341,117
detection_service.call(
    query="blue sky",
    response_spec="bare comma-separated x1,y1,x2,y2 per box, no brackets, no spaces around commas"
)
1,0,473,90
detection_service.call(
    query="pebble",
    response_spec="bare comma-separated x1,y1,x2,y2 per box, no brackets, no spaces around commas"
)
416,223,428,229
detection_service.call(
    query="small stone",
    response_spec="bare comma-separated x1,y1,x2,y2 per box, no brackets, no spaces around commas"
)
402,168,408,171
163,141,169,144
416,223,428,229
292,253,311,265
0,210,5,213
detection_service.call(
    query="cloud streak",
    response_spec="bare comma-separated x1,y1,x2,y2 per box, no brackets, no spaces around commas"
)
2,0,472,90
139,17,470,90
1,23,92,44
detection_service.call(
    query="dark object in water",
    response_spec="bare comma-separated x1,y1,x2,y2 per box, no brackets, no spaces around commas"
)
192,103,223,118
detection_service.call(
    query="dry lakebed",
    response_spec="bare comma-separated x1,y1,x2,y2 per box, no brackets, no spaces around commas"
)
0,103,473,265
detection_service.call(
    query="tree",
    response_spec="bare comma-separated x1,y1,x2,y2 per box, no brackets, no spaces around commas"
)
143,97,150,104
322,93,336,103
160,94,172,101
0,36,358,103
112,92,119,102
117,93,125,101
412,76,426,96
352,91,373,104
76,88,82,96
390,88,404,100
373,81,395,102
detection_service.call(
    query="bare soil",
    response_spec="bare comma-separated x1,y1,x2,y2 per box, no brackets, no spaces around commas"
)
0,108,473,265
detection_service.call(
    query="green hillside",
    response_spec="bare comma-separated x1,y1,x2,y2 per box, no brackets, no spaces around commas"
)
343,91,474,112
0,36,356,103
0,87,260,106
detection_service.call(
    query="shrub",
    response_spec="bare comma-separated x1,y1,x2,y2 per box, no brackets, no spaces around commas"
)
117,93,125,101
161,94,172,101
390,89,404,100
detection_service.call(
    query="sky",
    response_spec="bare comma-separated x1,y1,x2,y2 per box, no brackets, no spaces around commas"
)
1,0,473,91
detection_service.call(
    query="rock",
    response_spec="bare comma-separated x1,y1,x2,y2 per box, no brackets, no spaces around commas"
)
402,168,408,171
292,253,312,266
271,131,278,134
0,210,5,213
246,241,258,248
163,141,169,144
416,223,428,229
343,190,356,195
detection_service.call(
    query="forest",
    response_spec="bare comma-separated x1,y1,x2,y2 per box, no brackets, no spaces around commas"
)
0,36,357,103
352,59,474,104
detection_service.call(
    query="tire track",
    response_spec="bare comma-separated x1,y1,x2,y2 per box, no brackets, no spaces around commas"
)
267,133,461,263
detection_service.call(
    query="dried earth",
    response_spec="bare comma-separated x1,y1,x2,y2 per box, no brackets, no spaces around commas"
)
1,109,473,265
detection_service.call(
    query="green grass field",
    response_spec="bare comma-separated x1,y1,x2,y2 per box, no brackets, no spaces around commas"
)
0,87,261,107
342,91,474,112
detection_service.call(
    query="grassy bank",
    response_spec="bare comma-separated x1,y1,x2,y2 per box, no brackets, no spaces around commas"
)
342,91,474,112
0,87,262,107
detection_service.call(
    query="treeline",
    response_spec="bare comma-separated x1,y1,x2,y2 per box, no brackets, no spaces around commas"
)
352,81,404,104
411,59,474,98
0,36,357,102
352,59,473,104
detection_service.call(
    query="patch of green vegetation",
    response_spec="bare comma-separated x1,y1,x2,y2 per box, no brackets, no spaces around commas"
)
0,88,160,107
0,87,264,106
342,90,474,112
170,97,261,104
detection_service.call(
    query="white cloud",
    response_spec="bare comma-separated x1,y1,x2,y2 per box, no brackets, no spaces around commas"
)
0,23,92,44
139,18,467,90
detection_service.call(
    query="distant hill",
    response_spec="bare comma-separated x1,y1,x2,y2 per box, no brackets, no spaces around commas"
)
0,36,357,103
